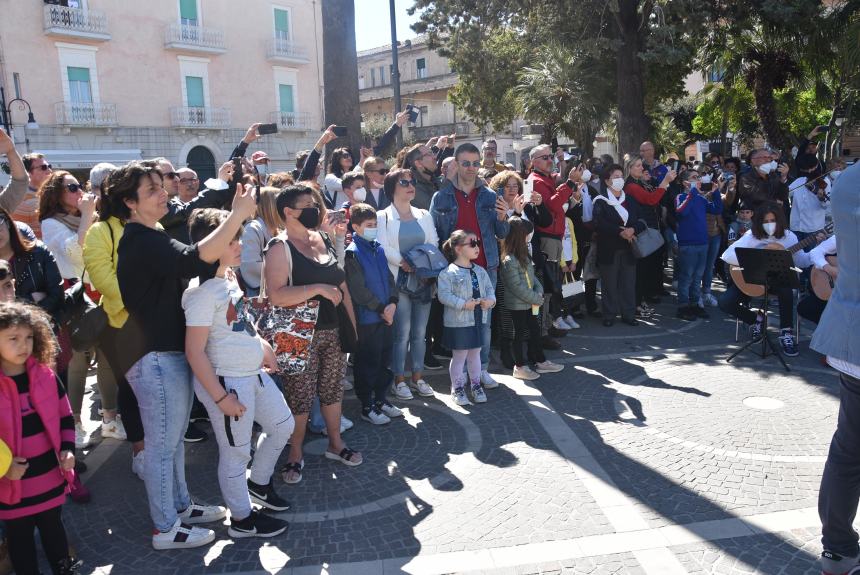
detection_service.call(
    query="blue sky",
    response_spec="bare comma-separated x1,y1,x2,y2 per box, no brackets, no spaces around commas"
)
354,0,420,52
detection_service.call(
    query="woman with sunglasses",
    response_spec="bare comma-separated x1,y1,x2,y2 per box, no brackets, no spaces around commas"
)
376,168,440,402
39,171,125,449
359,157,391,211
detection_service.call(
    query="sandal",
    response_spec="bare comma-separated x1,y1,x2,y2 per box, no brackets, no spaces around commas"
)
280,459,304,484
324,447,363,467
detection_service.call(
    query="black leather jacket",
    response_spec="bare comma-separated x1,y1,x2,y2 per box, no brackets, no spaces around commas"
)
11,242,64,320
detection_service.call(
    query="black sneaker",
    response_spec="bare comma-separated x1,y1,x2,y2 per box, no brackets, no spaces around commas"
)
189,405,210,423
184,422,208,443
228,510,288,539
248,479,291,511
423,353,443,370
676,306,696,321
779,329,799,357
541,336,561,350
691,306,710,320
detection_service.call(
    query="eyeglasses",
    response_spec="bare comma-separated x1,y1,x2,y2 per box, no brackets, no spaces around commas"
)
65,183,83,193
461,238,481,248
163,172,179,180
179,178,199,184
397,178,416,187
534,155,552,161
368,168,389,175
31,163,53,172
459,160,481,168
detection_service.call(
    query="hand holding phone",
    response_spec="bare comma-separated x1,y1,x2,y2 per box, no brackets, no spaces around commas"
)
332,126,348,137
257,123,278,135
522,178,533,203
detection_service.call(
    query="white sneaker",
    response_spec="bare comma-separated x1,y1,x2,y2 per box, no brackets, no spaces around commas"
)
101,418,127,441
563,315,581,329
178,502,227,525
74,422,93,449
152,518,215,550
132,450,145,480
480,371,499,389
702,292,718,307
470,384,488,404
361,407,391,425
393,381,414,400
379,401,403,418
452,387,471,406
552,317,570,331
321,415,354,437
535,360,564,373
341,377,354,391
513,365,540,380
409,379,434,397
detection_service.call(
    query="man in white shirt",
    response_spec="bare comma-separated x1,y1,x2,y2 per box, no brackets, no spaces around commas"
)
789,153,830,241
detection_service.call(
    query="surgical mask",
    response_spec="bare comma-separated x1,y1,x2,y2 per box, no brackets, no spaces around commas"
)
526,231,534,243
830,170,842,181
297,206,320,229
360,227,378,242
562,202,569,213
352,187,367,202
700,174,712,184
590,177,600,185
763,222,777,236
611,177,625,191
759,161,778,175
581,169,592,182
256,163,269,177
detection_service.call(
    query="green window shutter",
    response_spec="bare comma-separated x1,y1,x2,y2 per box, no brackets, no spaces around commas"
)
67,66,90,83
185,76,205,107
279,84,294,113
180,0,198,21
274,9,289,36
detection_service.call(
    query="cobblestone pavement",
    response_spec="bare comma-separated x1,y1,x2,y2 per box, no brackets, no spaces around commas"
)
61,297,844,574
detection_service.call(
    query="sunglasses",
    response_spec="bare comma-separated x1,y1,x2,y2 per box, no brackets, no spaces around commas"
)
397,178,417,187
66,183,84,193
460,238,481,248
459,160,481,168
368,168,389,175
31,164,53,172
163,172,179,180
0,268,9,281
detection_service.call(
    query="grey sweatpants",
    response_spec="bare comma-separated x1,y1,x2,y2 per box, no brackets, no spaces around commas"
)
194,371,294,520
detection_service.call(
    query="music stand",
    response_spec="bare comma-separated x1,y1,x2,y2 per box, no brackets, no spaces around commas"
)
726,248,800,371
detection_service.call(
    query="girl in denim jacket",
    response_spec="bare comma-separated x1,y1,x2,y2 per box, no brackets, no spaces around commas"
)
437,230,495,406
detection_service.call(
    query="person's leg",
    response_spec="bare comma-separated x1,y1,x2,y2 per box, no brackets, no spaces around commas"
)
599,257,619,318
635,257,648,306
820,373,860,557
510,309,528,367
409,300,431,383
249,372,294,489
426,297,446,354
309,396,325,433
702,234,722,296
67,349,88,421
282,335,323,466
465,348,482,386
774,286,796,330
675,245,694,307
391,293,412,382
718,284,757,324
585,278,599,313
689,245,709,307
449,349,468,391
798,293,827,325
4,514,38,575
619,253,638,321
480,268,498,370
100,326,144,448
315,330,353,456
96,348,118,419
160,354,194,516
525,312,547,364
373,325,395,405
352,330,375,410
35,506,70,569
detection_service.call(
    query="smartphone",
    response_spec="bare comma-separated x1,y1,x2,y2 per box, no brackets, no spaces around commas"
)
257,123,278,135
817,125,830,133
406,104,419,123
522,178,533,203
668,159,680,173
701,182,714,192
332,126,348,137
327,210,346,225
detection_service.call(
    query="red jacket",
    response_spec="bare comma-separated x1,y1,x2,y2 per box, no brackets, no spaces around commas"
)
529,171,572,238
0,357,74,507
623,179,667,229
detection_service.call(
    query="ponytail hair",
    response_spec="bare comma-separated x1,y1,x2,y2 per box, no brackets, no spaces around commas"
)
442,229,472,262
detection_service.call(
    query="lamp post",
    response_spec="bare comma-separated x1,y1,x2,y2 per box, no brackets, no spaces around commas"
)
0,85,39,135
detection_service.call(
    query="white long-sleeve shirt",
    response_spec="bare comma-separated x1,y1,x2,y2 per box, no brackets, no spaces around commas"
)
808,235,836,270
789,176,831,233
41,217,85,279
720,229,812,269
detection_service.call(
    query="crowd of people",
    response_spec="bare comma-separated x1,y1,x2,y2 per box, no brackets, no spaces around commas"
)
0,114,850,573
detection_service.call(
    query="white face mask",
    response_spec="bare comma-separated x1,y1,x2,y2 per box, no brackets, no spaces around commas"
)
352,187,367,202
763,222,777,236
256,163,269,177
830,170,842,181
759,160,778,175
581,169,592,182
526,231,534,243
562,202,569,212
611,177,625,192
590,177,600,185
700,174,712,184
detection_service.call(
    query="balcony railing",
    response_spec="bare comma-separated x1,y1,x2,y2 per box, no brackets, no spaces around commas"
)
170,106,231,129
266,38,309,64
43,4,110,40
55,102,117,127
164,22,226,54
410,122,477,141
269,111,313,131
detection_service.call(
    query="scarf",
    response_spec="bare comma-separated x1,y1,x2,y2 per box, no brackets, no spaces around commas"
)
593,191,628,225
53,212,82,233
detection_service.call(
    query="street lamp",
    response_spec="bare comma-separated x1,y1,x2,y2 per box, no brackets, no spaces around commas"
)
0,85,39,134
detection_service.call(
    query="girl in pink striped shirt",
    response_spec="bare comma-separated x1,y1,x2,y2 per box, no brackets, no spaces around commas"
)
0,302,80,574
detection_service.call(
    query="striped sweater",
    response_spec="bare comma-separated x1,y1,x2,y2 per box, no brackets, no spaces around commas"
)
0,362,75,520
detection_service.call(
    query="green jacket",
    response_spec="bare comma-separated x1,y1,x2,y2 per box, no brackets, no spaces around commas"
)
500,255,544,311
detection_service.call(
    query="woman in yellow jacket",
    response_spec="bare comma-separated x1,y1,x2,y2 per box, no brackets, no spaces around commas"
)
82,165,146,479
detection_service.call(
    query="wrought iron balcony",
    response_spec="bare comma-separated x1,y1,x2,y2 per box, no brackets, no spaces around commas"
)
164,22,226,54
43,4,110,41
170,106,230,129
268,111,313,131
266,38,310,64
55,102,117,127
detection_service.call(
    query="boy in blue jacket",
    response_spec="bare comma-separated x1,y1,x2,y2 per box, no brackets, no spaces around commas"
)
344,203,401,425
674,171,722,321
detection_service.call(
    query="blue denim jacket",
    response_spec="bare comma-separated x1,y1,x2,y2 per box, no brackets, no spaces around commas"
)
437,263,495,327
811,162,860,366
430,177,510,272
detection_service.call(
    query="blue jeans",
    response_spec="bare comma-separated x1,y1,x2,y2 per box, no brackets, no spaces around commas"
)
392,291,431,377
701,234,722,293
676,244,708,306
126,352,193,532
480,268,498,370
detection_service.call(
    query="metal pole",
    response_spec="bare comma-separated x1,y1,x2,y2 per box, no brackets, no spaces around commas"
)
389,0,402,148
0,86,10,134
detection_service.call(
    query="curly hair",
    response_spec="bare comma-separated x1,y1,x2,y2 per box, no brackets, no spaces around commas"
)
266,172,294,188
37,170,77,222
488,170,522,194
102,161,163,222
0,301,59,366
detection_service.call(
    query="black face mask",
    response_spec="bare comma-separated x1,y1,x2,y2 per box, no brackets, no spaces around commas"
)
297,206,320,229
